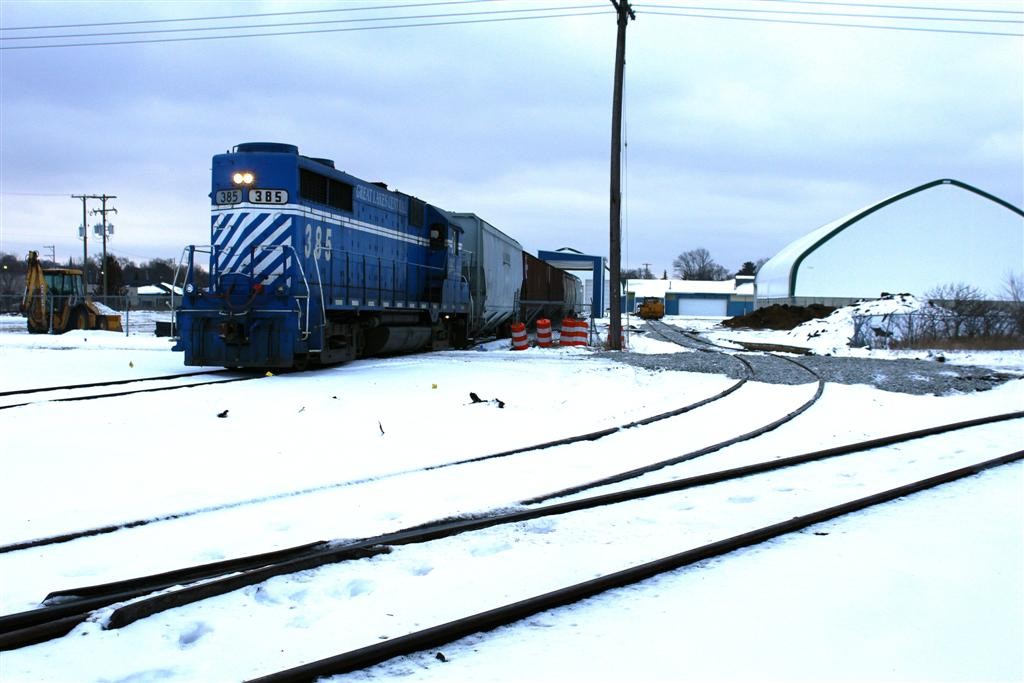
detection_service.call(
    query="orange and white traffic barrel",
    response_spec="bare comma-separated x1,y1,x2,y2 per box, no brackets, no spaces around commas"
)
511,322,528,351
536,318,553,348
560,317,589,347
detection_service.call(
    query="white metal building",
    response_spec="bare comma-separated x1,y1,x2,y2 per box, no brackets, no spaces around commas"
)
756,179,1024,306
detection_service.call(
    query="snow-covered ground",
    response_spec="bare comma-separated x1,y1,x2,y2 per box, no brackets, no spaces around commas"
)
0,310,1021,682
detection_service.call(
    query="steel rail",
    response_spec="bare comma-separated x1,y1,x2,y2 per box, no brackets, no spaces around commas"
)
4,410,1019,651
0,369,236,398
0,372,752,554
522,320,823,504
0,372,257,410
0,323,780,555
243,451,1024,683
525,364,824,502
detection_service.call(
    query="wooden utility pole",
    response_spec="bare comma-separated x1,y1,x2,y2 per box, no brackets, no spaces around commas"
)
608,0,634,350
89,195,117,297
72,194,92,286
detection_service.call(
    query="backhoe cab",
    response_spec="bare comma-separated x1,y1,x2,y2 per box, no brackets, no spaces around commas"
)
20,251,123,334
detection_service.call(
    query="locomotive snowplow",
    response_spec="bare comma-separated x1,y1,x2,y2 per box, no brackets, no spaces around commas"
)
637,296,665,320
20,250,123,334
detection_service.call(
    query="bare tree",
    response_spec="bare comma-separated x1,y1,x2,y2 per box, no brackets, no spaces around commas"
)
0,252,25,296
1004,273,1024,338
672,248,730,280
925,282,1000,339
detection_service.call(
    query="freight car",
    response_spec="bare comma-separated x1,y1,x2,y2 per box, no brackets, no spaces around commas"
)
520,252,583,327
174,143,582,368
451,213,581,338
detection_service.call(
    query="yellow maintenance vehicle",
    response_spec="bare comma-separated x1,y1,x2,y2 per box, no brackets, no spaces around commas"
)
637,296,665,320
20,250,123,334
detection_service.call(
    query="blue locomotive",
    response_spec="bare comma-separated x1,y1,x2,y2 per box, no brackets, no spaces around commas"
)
175,142,582,368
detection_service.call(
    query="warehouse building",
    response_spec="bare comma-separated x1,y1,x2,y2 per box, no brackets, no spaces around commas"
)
624,277,754,317
755,179,1024,307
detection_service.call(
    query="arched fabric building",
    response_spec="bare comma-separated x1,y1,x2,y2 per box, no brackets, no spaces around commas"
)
755,179,1024,307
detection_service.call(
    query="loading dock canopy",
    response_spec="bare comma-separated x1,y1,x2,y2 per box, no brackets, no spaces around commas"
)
537,249,605,317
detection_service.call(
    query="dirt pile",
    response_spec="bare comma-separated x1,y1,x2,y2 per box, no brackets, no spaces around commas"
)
723,304,836,330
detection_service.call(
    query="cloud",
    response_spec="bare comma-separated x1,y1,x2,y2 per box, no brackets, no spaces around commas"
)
1,1,1020,275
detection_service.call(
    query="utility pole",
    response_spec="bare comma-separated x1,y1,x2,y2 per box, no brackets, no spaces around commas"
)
642,262,652,278
89,194,117,297
72,194,92,285
608,0,634,351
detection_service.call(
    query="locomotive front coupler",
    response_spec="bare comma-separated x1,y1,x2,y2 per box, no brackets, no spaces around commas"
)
216,314,250,345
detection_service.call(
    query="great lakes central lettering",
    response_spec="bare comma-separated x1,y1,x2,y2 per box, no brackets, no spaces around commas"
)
355,184,407,214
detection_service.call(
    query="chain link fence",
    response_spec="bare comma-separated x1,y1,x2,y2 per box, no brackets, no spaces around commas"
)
852,307,1023,349
0,294,176,337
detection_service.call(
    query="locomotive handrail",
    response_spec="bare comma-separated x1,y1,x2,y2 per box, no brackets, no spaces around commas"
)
211,244,313,343
276,244,312,342
308,251,326,348
171,245,213,333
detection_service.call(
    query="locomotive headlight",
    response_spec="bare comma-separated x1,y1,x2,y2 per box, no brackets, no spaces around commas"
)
232,172,255,185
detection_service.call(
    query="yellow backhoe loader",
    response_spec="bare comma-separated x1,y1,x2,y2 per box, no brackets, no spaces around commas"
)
20,251,123,334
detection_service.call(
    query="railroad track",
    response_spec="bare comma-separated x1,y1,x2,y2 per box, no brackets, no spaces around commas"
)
5,332,1015,679
2,412,1019,670
0,369,255,410
643,319,742,352
0,327,833,650
1,339,823,555
243,451,1023,683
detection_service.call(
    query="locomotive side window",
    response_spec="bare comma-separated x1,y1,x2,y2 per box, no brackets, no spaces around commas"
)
409,199,425,228
300,169,328,204
328,179,353,211
429,222,447,250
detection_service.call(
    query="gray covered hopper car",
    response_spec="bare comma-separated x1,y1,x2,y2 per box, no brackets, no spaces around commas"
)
450,212,524,338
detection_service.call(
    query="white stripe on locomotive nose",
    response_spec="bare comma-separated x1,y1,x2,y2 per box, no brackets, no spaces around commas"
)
214,212,265,262
224,213,281,257
218,214,287,273
223,222,293,276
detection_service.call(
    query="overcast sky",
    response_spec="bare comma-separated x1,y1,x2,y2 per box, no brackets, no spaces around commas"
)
1,0,1021,276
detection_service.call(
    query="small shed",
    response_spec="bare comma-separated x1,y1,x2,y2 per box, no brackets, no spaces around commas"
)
128,282,183,309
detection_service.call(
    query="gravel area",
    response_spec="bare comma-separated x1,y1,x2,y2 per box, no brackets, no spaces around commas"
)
599,325,1022,395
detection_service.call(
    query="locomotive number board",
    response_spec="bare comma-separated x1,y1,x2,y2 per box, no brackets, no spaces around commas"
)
248,189,288,204
215,189,289,205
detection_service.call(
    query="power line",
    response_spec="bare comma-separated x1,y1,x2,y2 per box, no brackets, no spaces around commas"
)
1,0,1017,51
0,4,608,43
639,9,1023,35
735,0,1023,15
637,3,1023,24
0,191,72,197
4,1,1014,44
4,0,1013,34
0,8,610,50
0,0,494,31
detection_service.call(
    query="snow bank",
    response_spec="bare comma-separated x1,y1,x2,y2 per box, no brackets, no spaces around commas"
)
786,293,930,353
